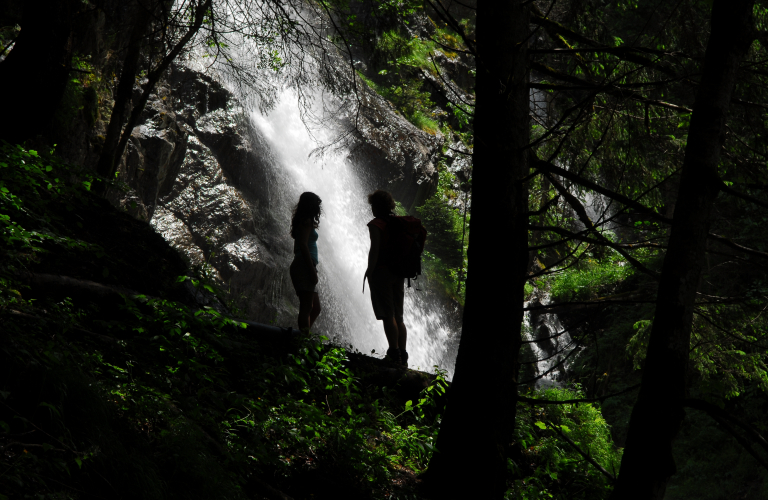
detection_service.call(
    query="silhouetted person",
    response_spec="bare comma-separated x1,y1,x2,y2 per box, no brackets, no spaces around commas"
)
365,190,408,367
290,192,322,332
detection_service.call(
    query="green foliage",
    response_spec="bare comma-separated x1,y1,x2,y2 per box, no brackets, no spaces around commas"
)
0,142,101,272
362,72,439,134
54,54,104,132
509,386,622,499
409,110,440,135
0,286,449,498
0,144,450,498
549,252,636,301
414,170,468,304
421,250,464,305
354,29,444,134
416,197,463,268
375,30,435,71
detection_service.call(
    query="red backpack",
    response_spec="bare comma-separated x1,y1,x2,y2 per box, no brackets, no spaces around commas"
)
382,215,427,286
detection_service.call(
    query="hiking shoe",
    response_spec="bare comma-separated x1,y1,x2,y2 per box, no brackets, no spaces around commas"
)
385,347,401,366
400,350,409,368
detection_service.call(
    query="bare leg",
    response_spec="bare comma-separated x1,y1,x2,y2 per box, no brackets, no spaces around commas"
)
309,292,321,327
382,317,400,349
297,291,314,332
396,320,407,351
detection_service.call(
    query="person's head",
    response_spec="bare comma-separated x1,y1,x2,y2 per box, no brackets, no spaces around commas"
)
367,190,396,218
291,191,322,238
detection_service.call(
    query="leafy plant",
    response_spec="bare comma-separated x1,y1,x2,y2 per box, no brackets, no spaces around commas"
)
509,386,622,500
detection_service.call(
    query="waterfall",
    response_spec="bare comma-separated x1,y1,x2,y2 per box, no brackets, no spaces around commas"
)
234,89,459,377
523,291,578,389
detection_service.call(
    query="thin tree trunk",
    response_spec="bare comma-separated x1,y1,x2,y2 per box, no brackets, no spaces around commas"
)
97,0,210,190
95,1,152,180
425,1,530,497
609,1,755,498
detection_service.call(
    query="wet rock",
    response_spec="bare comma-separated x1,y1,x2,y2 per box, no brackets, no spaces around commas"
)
212,234,290,324
169,66,230,126
150,206,206,266
159,136,254,255
114,81,189,220
431,50,475,92
112,63,441,327
347,87,443,212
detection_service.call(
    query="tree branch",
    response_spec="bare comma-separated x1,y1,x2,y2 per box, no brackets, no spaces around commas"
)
541,173,660,279
707,233,768,261
424,0,477,57
107,0,211,183
526,194,560,216
719,181,768,210
530,61,693,113
535,159,673,223
529,5,684,79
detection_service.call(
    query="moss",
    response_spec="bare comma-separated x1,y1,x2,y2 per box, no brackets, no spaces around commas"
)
52,54,107,134
410,110,439,134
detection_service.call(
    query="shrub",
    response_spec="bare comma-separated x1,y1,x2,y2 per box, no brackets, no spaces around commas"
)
509,386,622,499
549,254,634,301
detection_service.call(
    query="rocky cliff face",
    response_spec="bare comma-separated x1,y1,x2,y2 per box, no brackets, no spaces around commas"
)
108,64,441,324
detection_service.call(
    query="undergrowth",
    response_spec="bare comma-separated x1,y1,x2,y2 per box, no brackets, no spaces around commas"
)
0,143,448,499
510,386,623,500
548,252,641,301
0,143,625,499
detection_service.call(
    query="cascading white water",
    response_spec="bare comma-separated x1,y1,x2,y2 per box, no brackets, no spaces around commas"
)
245,89,458,377
523,292,578,389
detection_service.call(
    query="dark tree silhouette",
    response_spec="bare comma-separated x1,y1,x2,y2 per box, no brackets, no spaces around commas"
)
609,1,757,498
424,1,530,496
0,0,82,143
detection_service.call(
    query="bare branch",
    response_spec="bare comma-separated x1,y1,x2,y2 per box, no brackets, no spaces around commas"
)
707,233,768,261
719,181,768,210
535,159,673,224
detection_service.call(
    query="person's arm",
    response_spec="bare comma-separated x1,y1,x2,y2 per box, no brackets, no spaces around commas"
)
366,225,381,277
296,221,318,285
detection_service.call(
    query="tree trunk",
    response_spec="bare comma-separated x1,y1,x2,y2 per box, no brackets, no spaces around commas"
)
95,1,152,180
0,0,78,143
97,0,210,191
609,1,755,498
425,2,530,497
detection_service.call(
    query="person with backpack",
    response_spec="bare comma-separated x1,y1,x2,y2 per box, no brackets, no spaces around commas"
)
364,190,427,367
290,192,323,333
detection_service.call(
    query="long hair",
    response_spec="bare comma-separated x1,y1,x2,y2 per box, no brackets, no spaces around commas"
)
290,191,322,238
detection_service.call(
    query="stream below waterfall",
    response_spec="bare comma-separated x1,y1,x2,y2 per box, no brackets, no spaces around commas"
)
524,291,579,389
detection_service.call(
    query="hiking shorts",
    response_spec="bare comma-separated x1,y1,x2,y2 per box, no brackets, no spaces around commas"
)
290,257,317,295
368,266,404,322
